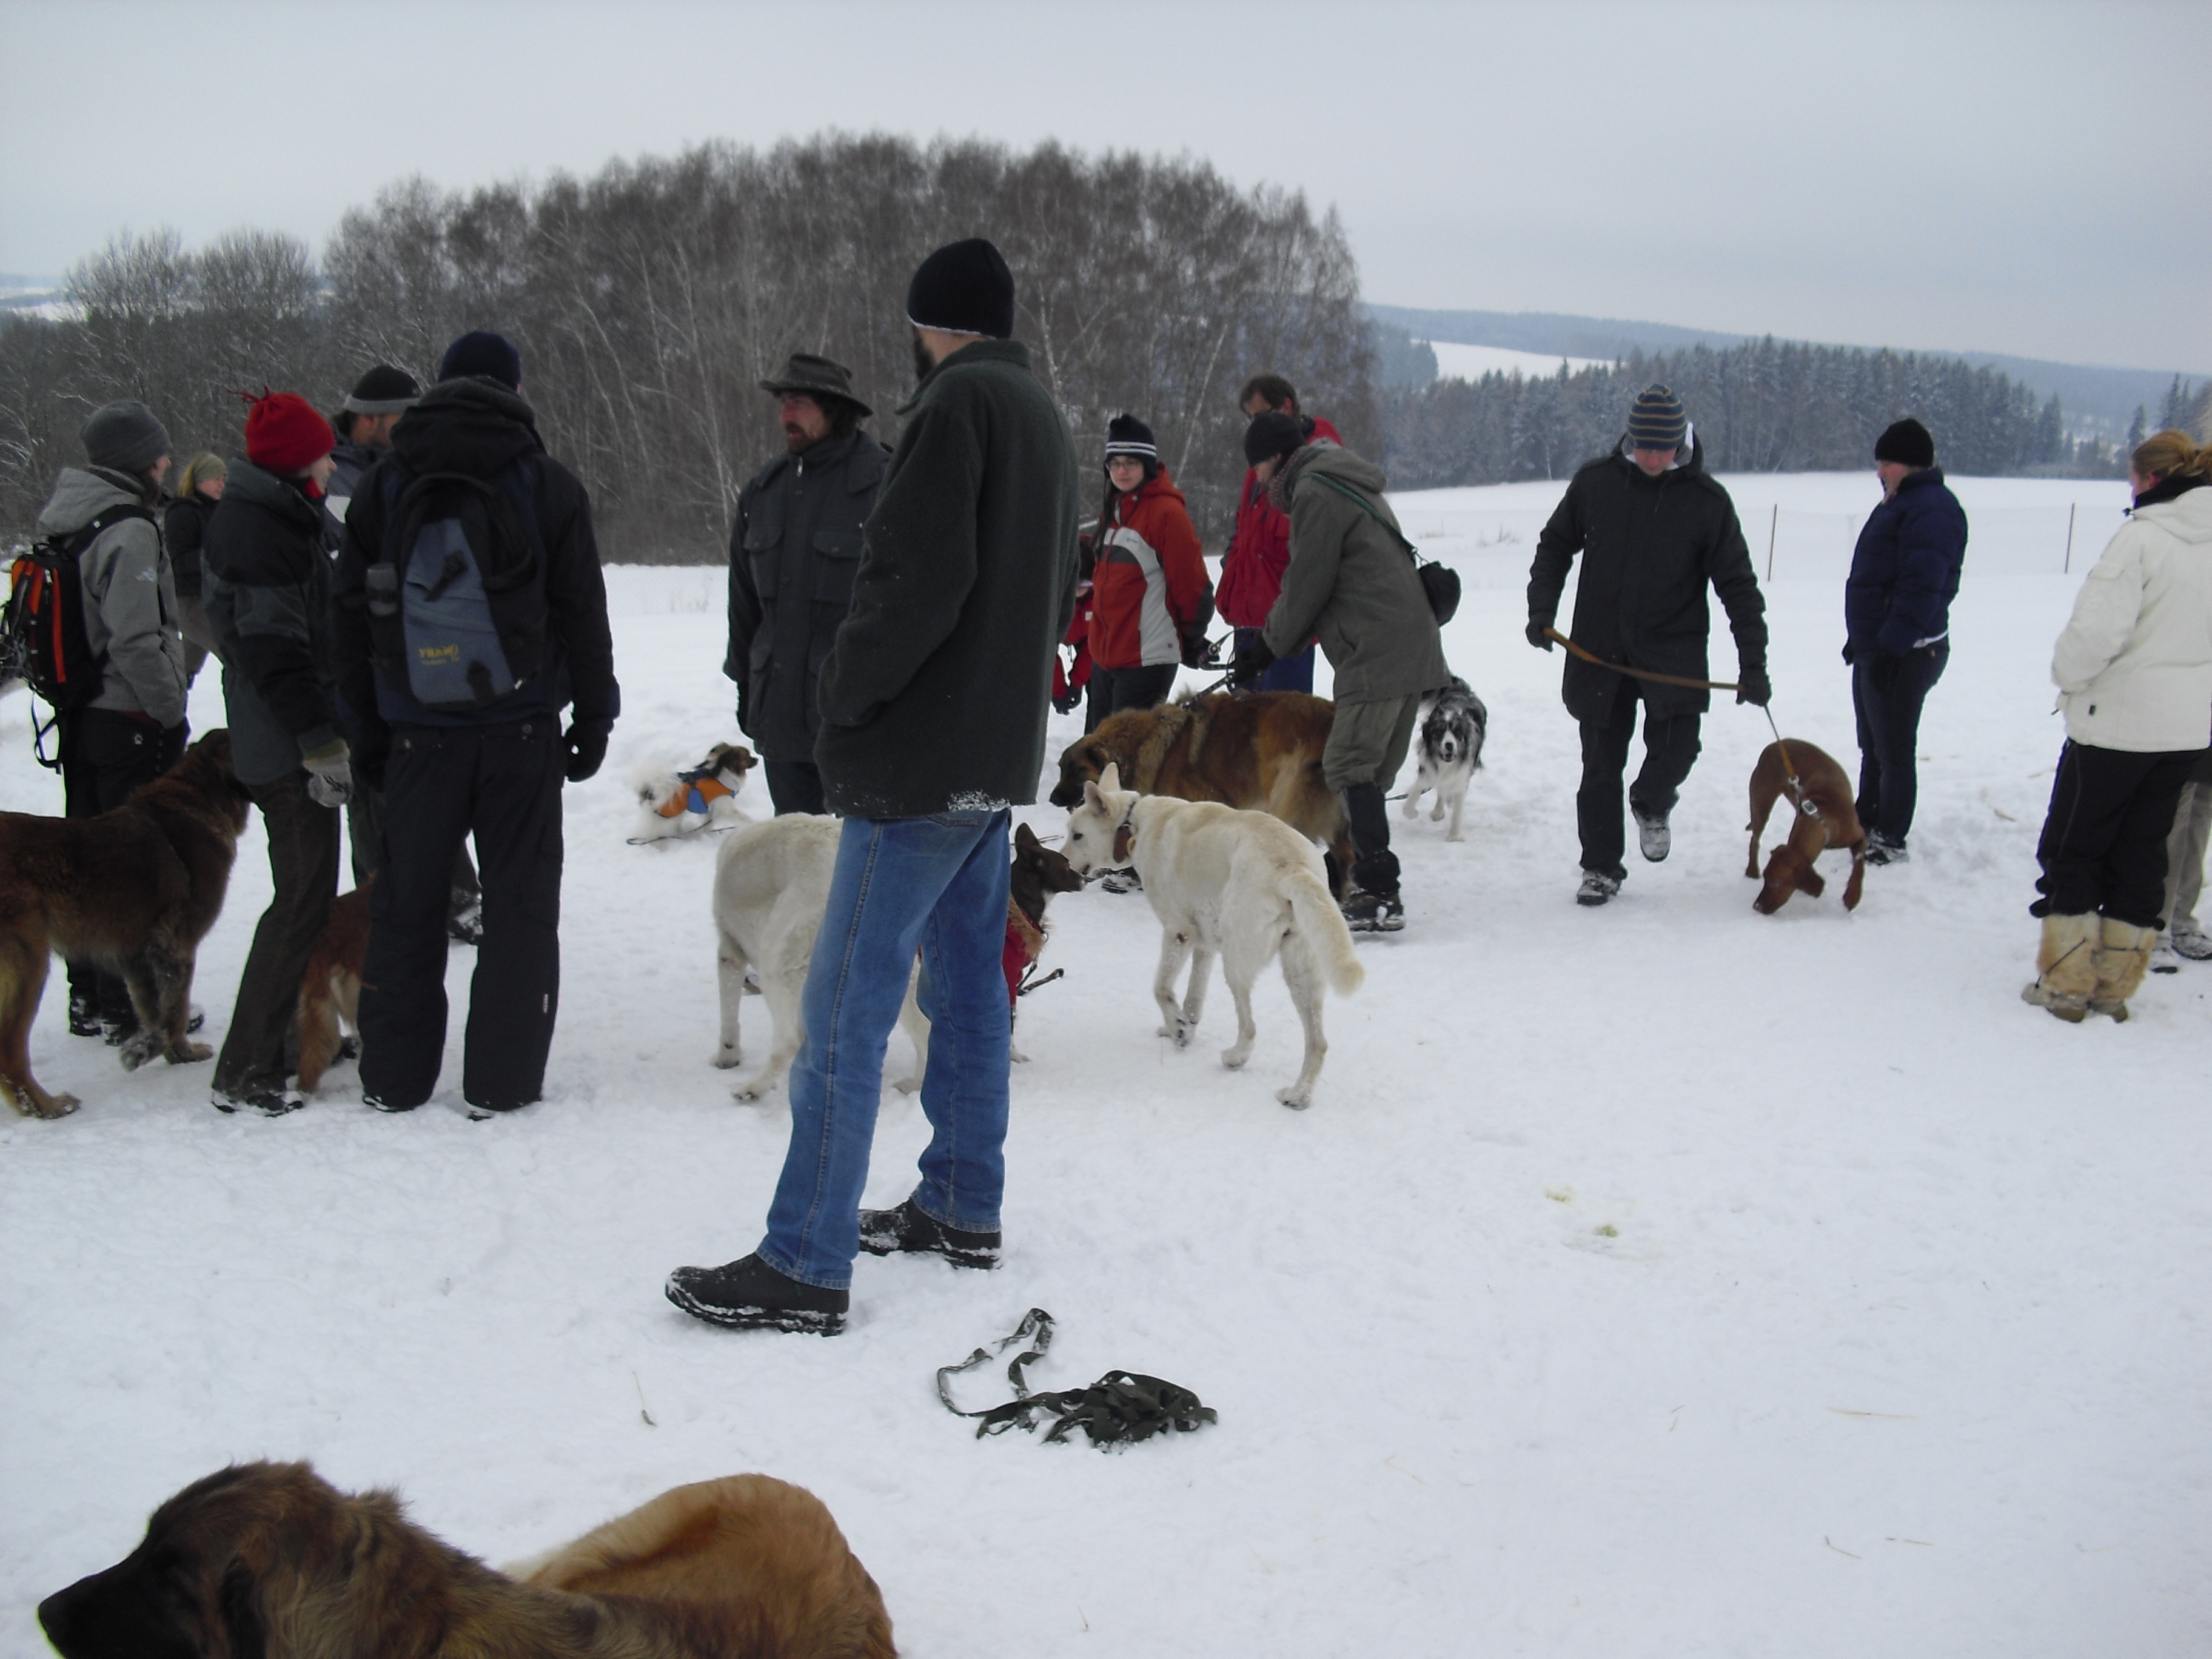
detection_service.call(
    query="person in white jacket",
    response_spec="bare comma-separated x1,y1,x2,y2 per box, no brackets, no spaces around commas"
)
2024,427,2212,1021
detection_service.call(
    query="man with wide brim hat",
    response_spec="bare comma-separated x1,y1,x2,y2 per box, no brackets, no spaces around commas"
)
723,351,887,814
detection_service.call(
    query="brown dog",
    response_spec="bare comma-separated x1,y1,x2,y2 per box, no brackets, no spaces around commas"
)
38,1460,895,1659
1746,738,1868,914
1048,691,1352,888
0,729,249,1118
295,877,373,1094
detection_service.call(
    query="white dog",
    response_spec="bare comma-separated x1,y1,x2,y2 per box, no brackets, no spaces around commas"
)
1402,677,1487,842
629,742,757,844
1061,763,1364,1108
710,814,927,1101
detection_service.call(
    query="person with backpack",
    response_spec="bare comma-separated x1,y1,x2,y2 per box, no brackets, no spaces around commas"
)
1229,411,1449,933
202,391,349,1116
162,452,226,683
1216,374,1341,695
332,330,620,1117
24,400,190,1041
1084,412,1212,731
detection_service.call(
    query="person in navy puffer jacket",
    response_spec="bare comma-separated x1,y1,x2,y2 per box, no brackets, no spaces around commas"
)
1843,418,1968,863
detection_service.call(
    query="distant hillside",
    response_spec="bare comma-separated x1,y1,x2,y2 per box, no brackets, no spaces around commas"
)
1366,303,2207,439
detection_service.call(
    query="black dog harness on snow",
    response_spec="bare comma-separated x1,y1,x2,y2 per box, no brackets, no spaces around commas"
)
937,1309,1216,1449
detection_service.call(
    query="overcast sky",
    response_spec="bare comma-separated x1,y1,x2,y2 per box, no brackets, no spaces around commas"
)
2,0,2203,372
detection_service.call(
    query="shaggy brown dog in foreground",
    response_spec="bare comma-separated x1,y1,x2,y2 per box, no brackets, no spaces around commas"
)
0,729,249,1118
38,1460,895,1659
1746,738,1868,914
1048,691,1352,888
295,877,372,1094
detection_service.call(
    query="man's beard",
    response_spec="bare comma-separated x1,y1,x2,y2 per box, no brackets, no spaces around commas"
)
911,335,935,387
782,423,811,453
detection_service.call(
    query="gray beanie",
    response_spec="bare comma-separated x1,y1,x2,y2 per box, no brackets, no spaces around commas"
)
81,400,172,476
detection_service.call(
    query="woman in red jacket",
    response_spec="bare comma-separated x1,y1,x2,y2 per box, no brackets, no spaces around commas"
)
1216,374,1338,694
1085,413,1213,731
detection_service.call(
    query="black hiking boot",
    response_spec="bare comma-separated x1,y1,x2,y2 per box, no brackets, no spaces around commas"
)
1339,887,1405,933
210,1087,305,1117
67,994,101,1038
665,1253,848,1335
856,1198,1001,1270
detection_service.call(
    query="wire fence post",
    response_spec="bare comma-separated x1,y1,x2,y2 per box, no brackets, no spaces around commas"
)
2063,503,2076,573
1766,503,1778,581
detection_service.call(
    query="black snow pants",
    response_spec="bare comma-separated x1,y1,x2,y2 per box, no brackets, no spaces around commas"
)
60,709,186,1027
1085,663,1178,732
1577,675,1702,880
2033,739,2205,928
358,719,565,1112
212,772,339,1098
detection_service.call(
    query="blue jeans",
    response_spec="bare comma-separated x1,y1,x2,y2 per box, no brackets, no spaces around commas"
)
1234,626,1315,694
759,810,1013,1289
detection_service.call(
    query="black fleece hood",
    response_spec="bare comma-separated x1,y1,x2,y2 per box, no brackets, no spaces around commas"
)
392,378,545,479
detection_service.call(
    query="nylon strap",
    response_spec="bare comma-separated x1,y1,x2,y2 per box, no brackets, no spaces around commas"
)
937,1310,1217,1449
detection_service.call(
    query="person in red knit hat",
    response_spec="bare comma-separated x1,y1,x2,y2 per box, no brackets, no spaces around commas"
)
202,389,347,1115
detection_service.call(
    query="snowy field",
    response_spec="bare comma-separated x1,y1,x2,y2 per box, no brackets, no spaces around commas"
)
4,471,2207,1658
1420,340,1612,381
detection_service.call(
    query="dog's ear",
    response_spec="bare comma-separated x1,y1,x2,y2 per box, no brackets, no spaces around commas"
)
725,744,756,773
1082,779,1107,815
1015,822,1040,854
217,1560,266,1659
1098,761,1121,793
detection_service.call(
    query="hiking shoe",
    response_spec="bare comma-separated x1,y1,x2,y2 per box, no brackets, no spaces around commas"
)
1097,867,1142,894
2173,919,2212,960
665,1253,848,1335
212,1088,305,1117
336,1034,361,1061
1340,888,1406,933
1632,809,1671,862
100,1015,139,1048
67,994,101,1037
856,1198,1001,1269
363,1093,418,1114
465,1098,532,1121
1577,871,1621,907
2150,934,2181,975
446,897,484,946
1865,834,1909,866
186,1004,205,1034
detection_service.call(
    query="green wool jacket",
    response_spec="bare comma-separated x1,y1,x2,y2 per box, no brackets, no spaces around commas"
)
1262,445,1450,705
814,338,1082,817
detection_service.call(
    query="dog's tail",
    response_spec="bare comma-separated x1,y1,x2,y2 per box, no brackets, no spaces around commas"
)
628,754,680,810
1284,866,1364,996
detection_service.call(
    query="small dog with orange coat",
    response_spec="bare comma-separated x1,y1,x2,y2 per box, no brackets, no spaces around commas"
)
1746,739,1868,914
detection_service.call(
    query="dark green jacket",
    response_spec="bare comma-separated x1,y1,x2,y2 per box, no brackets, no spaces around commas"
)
1262,445,1450,704
1527,436,1768,722
814,339,1081,817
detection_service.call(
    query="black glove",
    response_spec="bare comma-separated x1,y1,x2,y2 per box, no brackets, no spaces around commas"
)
1840,643,1854,666
563,723,609,783
1526,618,1555,651
1052,688,1082,716
1228,639,1275,689
1179,629,1216,670
1736,663,1772,707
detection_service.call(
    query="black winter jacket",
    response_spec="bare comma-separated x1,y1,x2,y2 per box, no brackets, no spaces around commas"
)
203,460,343,786
1844,466,1967,662
1527,437,1768,721
725,427,888,760
813,340,1081,817
163,492,215,599
332,378,619,757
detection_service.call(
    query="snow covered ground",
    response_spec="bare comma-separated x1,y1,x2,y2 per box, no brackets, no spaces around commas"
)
4,471,2205,1658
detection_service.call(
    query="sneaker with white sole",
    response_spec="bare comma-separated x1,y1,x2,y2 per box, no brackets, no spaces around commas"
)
211,1088,305,1117
1577,871,1621,907
1632,809,1671,862
2172,919,2212,960
2150,935,2182,974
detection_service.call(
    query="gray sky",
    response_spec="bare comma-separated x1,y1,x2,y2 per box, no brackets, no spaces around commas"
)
3,0,2204,372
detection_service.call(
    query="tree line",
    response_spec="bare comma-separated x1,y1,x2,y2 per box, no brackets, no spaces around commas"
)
0,135,1375,558
1376,337,2170,489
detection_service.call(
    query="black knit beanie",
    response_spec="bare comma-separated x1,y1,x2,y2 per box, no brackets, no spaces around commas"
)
1626,384,1687,451
81,400,172,475
906,238,1016,338
439,330,523,390
1244,411,1305,468
344,364,422,415
1873,418,1935,468
1104,413,1159,471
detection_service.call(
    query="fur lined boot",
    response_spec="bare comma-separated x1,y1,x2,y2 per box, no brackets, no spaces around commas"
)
2088,916,2158,1021
2021,913,2099,1022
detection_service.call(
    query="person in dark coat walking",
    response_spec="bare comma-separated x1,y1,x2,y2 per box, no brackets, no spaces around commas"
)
35,401,190,1041
1843,418,1968,863
163,451,225,682
203,392,350,1116
1527,384,1771,906
667,237,1082,1335
332,330,620,1116
725,353,886,815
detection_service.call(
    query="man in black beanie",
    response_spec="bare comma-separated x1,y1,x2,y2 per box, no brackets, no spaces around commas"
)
1527,384,1769,906
668,236,1082,1334
1844,417,1968,863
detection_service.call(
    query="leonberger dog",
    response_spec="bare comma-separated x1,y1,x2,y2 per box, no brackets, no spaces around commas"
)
38,1460,896,1659
1049,691,1352,890
0,729,249,1119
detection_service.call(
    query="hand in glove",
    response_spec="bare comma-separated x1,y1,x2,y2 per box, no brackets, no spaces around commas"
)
1228,638,1276,689
1735,663,1772,707
1526,618,1555,651
563,723,610,783
301,738,353,809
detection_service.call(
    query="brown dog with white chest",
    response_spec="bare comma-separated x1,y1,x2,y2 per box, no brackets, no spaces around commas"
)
1746,738,1868,914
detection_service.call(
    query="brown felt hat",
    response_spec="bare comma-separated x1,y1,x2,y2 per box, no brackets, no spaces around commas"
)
759,353,871,418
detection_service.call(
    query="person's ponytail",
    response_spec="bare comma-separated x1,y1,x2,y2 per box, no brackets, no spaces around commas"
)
2132,427,2212,481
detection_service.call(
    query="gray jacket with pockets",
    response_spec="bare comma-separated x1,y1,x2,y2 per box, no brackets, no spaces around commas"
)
33,466,189,729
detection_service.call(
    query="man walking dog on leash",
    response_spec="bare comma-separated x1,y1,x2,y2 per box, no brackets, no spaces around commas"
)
1526,384,1769,907
1230,412,1449,933
668,237,1082,1334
